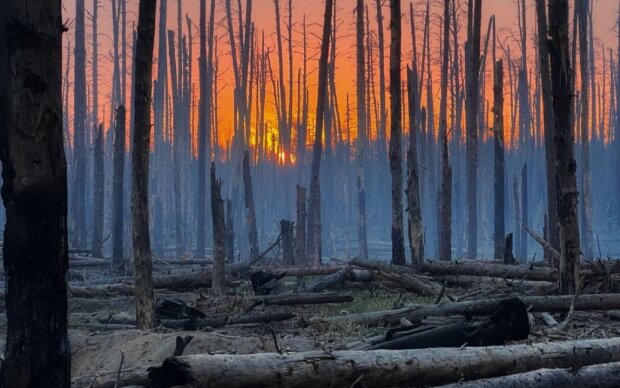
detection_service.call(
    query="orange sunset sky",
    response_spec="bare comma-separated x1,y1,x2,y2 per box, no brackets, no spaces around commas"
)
62,0,620,156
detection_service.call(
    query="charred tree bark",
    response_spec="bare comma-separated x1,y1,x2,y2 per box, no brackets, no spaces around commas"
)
493,60,505,261
167,29,185,258
210,163,226,295
375,0,387,158
196,0,208,259
131,0,157,331
577,0,593,260
296,185,307,265
92,124,104,258
307,0,333,265
548,0,581,294
225,198,235,263
465,0,482,259
281,220,294,265
112,106,127,274
72,0,87,248
0,0,71,384
521,163,528,258
535,0,559,261
243,150,259,261
406,66,423,268
356,0,369,260
438,0,452,261
389,0,405,265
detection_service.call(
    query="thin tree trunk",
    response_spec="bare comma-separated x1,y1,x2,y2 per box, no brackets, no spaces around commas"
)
112,106,127,273
242,150,259,261
548,0,581,294
376,0,387,159
92,124,105,258
389,0,405,265
131,0,157,331
0,0,71,383
406,66,423,268
72,0,87,248
521,163,528,258
438,0,452,261
211,163,226,295
168,30,185,258
306,0,333,265
535,0,559,263
356,0,368,260
577,0,594,260
281,220,294,265
196,0,208,258
296,185,307,264
493,60,505,261
465,0,482,259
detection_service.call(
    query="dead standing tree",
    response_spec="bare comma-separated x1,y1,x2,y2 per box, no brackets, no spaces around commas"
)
307,0,333,265
356,0,369,260
0,0,71,384
535,0,559,264
211,163,226,295
493,60,505,261
131,0,157,330
112,106,127,274
548,0,581,294
465,0,482,260
438,0,452,261
389,0,405,265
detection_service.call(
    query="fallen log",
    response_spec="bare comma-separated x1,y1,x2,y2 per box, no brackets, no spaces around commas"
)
421,260,558,281
298,269,372,293
351,258,444,297
147,337,620,388
433,274,556,293
313,293,620,327
71,367,148,388
250,292,353,306
160,312,295,330
441,361,620,388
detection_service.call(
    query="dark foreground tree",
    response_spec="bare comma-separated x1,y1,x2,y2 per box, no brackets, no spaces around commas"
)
0,0,71,385
389,0,405,265
307,0,333,265
131,0,157,330
548,0,581,294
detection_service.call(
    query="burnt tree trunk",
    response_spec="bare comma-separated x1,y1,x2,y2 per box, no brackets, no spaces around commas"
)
211,163,226,295
243,150,259,261
0,0,71,384
438,0,452,261
389,0,405,265
72,0,87,247
296,185,307,265
281,220,294,265
535,0,559,262
131,0,157,331
196,0,208,258
307,0,333,265
465,0,482,259
548,0,581,294
406,66,423,268
112,106,127,274
493,60,505,261
92,123,104,258
356,0,369,260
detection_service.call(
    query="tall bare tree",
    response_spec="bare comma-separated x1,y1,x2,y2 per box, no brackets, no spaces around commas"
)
0,0,70,384
535,0,559,264
465,0,482,259
111,106,126,273
356,0,369,260
131,0,157,330
548,0,581,294
72,0,87,247
389,0,405,265
438,0,452,261
307,0,334,265
493,59,505,261
577,0,593,260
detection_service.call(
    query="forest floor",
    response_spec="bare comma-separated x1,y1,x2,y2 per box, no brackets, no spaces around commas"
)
3,252,620,387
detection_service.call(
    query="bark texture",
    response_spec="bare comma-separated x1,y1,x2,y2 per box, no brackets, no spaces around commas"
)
131,0,157,330
0,0,71,384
